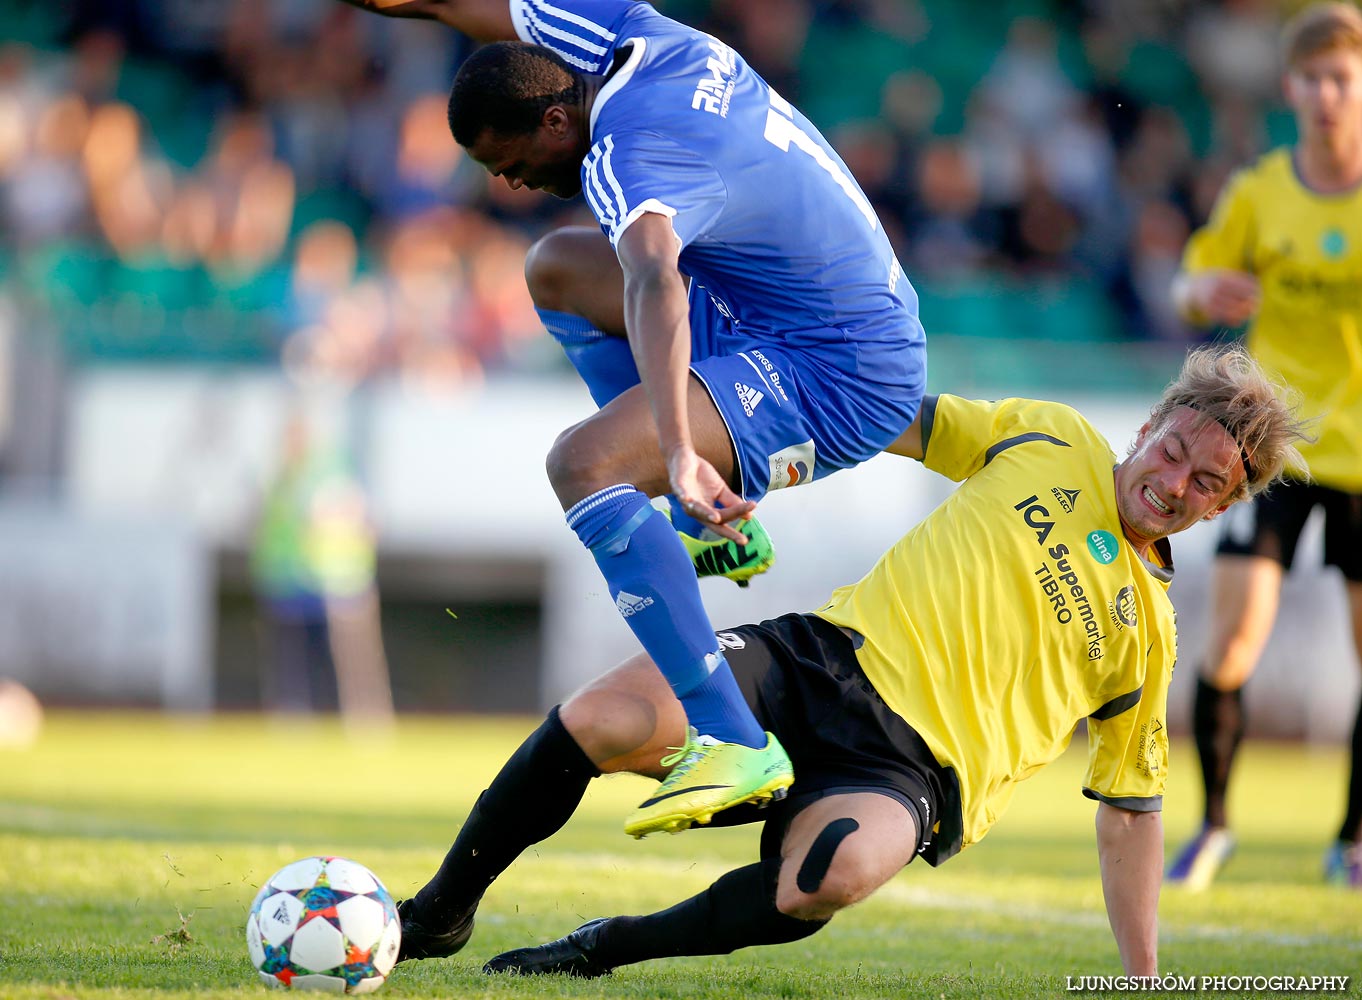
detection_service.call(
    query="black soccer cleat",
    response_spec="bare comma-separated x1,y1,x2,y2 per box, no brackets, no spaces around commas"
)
481,917,614,978
396,898,476,962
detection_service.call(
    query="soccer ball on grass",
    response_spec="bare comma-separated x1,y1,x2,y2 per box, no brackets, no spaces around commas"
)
246,856,401,992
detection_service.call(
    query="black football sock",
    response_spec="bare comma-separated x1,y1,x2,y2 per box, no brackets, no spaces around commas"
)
412,705,599,925
589,858,825,967
1193,675,1245,830
1338,695,1362,844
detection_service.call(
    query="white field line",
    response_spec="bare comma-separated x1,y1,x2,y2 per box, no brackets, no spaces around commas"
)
523,851,1362,952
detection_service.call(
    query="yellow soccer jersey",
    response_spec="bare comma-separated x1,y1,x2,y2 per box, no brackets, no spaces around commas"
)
818,395,1176,861
1182,147,1362,490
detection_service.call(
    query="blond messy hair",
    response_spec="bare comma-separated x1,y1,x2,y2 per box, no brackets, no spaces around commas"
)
1283,2,1362,68
1145,345,1311,502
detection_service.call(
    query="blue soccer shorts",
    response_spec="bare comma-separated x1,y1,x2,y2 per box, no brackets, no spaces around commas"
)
686,285,922,502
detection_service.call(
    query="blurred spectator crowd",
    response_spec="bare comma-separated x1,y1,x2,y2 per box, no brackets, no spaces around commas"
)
0,0,1306,380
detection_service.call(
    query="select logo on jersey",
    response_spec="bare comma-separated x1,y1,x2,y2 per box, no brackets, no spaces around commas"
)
1321,228,1348,259
1014,495,1055,545
615,591,654,617
1051,487,1080,514
735,382,765,416
768,440,815,490
1086,530,1120,565
1108,585,1137,631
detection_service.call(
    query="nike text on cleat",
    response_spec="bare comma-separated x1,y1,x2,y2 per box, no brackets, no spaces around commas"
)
1165,825,1236,891
662,507,776,587
623,728,794,839
482,918,614,978
395,898,476,962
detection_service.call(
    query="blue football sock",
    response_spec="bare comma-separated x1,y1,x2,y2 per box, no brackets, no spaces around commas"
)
678,660,768,747
537,307,639,408
536,310,714,546
665,495,711,539
567,484,765,747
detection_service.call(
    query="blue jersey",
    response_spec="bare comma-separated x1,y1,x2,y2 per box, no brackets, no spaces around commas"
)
509,0,925,391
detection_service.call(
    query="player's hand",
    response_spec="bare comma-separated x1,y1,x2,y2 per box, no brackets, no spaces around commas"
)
667,445,756,544
1185,269,1261,326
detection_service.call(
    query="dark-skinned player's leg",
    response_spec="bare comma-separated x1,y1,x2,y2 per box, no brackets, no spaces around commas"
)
526,228,775,587
548,377,792,837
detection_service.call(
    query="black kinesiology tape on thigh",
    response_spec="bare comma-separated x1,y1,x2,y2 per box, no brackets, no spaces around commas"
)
796,818,860,894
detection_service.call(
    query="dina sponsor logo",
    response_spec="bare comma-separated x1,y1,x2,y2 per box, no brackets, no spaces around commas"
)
1322,227,1348,259
1086,529,1119,565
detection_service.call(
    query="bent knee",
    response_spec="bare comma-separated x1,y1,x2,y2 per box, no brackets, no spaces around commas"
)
523,233,572,311
546,413,648,505
524,228,613,312
776,823,883,920
775,866,874,920
545,421,613,501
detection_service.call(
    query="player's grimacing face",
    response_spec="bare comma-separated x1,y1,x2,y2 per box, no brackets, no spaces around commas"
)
1113,407,1245,551
1285,47,1362,142
466,122,583,199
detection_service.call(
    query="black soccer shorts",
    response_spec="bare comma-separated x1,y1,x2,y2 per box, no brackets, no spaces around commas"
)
709,612,963,866
1215,477,1362,582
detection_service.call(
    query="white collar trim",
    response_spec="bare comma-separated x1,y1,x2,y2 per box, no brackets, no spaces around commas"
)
590,36,646,137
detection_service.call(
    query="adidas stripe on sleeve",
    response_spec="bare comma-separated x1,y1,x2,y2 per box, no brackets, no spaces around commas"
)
583,131,727,248
509,0,628,74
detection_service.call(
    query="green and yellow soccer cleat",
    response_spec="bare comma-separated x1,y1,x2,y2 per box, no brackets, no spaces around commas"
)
624,728,794,839
664,508,776,588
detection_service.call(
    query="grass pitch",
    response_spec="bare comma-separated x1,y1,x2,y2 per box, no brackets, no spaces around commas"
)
1,712,1359,999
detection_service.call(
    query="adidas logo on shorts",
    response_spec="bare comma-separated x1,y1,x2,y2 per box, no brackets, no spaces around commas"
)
735,382,764,417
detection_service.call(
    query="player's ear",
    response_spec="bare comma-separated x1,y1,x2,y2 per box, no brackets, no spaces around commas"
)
1202,501,1234,522
542,104,570,135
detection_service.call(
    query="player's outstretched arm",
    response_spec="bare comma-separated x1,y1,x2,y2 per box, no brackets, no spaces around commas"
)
332,0,515,41
1095,803,1162,977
